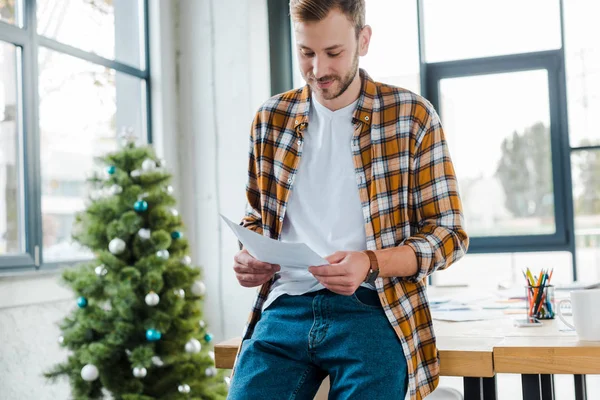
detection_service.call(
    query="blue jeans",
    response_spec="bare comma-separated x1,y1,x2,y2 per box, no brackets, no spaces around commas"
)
227,287,408,399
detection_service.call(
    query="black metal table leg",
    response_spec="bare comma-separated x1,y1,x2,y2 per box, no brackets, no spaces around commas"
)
464,376,497,400
522,374,555,400
574,374,587,400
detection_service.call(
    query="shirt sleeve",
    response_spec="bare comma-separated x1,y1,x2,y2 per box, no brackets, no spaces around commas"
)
238,112,263,250
403,106,469,282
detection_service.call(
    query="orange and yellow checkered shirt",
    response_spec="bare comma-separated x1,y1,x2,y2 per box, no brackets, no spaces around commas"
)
237,69,468,400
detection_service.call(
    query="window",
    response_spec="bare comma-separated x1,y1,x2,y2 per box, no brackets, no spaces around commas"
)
0,0,150,271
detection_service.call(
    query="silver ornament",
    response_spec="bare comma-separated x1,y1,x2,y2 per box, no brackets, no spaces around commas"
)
164,185,174,194
108,238,126,254
152,356,164,367
156,249,170,260
58,336,64,344
109,184,123,195
95,265,108,276
173,288,185,299
138,228,151,240
208,351,215,361
181,255,192,266
130,169,141,178
205,367,217,377
141,158,157,171
145,291,160,306
178,384,191,394
170,208,179,217
133,367,147,378
81,364,99,381
191,281,206,296
185,338,202,354
199,320,206,328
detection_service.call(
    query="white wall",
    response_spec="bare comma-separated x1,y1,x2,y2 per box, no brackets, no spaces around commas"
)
175,0,271,342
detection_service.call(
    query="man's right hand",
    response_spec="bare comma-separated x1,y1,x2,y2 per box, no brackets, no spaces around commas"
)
233,248,280,288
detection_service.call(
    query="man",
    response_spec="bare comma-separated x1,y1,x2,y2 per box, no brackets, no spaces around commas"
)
227,1,468,399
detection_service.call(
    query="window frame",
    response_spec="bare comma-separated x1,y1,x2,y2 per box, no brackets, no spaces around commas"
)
0,0,152,273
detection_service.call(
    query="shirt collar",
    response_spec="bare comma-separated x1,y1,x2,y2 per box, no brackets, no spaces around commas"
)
294,68,375,130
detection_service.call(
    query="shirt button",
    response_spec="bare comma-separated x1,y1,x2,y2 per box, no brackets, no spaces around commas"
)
295,120,299,124
364,116,370,121
287,178,293,184
279,217,284,222
297,140,302,145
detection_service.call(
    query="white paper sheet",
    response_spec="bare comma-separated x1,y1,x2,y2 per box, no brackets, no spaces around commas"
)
220,214,329,268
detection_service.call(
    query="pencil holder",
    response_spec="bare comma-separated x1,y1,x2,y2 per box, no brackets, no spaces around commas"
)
526,284,555,319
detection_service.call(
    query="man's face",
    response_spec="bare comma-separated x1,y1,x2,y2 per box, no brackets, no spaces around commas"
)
294,9,369,101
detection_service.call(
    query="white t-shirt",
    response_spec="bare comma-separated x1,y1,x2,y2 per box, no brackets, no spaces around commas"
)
262,96,374,312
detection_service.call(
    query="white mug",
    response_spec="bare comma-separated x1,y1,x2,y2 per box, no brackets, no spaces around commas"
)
558,289,600,341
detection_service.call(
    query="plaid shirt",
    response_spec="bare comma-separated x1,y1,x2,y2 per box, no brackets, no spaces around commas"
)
235,69,468,400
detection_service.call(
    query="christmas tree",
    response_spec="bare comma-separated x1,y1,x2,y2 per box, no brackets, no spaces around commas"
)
44,133,229,399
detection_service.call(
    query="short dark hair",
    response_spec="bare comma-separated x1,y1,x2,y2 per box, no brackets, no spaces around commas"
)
289,0,366,37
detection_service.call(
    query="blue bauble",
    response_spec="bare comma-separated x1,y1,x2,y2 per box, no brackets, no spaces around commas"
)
77,296,88,308
106,166,116,175
204,333,213,343
134,200,148,212
171,231,183,239
146,329,162,342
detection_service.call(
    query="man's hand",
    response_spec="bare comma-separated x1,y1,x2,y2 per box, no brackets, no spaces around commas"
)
233,248,280,288
308,251,371,296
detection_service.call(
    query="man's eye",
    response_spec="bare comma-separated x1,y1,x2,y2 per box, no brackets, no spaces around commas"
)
302,52,315,57
328,52,342,57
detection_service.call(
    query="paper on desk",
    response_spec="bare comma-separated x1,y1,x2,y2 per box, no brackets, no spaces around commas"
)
220,214,328,268
432,310,506,322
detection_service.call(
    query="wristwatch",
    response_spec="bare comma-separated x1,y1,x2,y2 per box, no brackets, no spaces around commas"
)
363,250,380,284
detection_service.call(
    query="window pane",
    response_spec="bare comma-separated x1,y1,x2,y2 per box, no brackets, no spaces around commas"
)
571,150,600,282
0,0,21,25
37,0,145,69
360,0,420,94
564,0,600,147
422,0,561,63
39,48,146,263
440,70,555,237
433,251,573,289
0,42,23,255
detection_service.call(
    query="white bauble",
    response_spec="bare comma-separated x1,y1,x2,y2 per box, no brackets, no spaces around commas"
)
95,265,108,276
109,238,126,254
181,255,192,266
138,228,151,240
208,351,215,361
81,364,99,381
141,158,157,171
173,288,185,299
156,249,170,260
152,356,164,367
164,185,174,194
185,338,202,354
110,184,123,195
205,367,217,377
199,320,206,329
130,169,141,178
133,367,147,378
178,384,191,394
170,208,179,217
191,281,206,296
145,291,160,306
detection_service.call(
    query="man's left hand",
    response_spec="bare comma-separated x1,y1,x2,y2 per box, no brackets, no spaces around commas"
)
308,251,371,296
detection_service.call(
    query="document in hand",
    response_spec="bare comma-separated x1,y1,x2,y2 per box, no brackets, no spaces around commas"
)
220,214,329,269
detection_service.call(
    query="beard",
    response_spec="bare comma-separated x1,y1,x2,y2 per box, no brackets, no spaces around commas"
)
306,47,359,100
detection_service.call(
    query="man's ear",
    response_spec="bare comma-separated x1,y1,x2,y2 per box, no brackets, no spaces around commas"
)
358,25,372,57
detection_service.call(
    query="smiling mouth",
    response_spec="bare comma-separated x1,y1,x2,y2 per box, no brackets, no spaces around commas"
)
316,79,334,89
